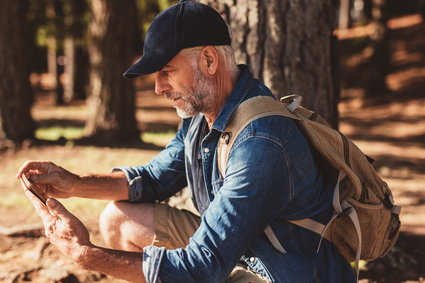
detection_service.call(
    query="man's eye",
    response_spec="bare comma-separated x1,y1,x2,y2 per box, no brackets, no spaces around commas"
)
163,69,175,74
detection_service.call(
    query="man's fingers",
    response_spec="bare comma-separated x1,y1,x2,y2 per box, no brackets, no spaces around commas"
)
46,198,73,222
29,172,58,186
22,186,54,225
16,160,54,179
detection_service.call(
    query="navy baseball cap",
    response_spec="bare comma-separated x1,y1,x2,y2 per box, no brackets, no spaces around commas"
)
123,0,231,79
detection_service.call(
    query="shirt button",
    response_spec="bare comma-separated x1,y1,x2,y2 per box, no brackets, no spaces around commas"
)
204,148,210,153
250,257,255,263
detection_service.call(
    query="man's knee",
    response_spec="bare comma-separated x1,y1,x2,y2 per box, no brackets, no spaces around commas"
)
99,201,124,247
99,201,155,251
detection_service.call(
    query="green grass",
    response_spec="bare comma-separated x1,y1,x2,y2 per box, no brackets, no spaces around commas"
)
35,126,176,148
351,259,367,271
35,126,85,141
141,130,176,147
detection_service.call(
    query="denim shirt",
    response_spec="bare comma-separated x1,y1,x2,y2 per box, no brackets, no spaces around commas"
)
115,65,356,283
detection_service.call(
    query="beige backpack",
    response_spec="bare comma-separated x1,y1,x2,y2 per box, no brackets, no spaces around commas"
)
217,95,401,278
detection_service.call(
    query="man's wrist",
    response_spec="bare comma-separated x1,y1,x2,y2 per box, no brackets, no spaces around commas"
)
70,243,145,282
70,174,83,195
72,243,95,268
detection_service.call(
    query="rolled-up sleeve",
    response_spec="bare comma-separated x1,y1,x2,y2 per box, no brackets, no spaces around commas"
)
111,120,190,202
143,246,166,283
111,166,144,202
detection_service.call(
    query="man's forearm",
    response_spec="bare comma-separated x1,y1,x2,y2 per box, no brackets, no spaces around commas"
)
75,171,129,201
75,244,146,283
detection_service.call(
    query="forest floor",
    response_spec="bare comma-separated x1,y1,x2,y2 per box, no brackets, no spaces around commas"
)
1,13,425,283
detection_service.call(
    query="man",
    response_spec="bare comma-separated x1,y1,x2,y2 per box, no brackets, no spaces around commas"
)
17,1,356,282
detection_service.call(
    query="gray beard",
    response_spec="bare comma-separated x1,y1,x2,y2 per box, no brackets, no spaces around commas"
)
174,67,216,119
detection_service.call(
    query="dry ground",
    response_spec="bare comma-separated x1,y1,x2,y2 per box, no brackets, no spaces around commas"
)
1,13,425,283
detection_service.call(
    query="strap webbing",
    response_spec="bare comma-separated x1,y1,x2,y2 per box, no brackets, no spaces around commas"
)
289,170,362,281
264,226,287,254
343,200,362,281
287,218,325,236
218,96,299,177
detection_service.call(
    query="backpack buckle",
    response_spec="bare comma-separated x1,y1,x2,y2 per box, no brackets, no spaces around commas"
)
221,132,231,145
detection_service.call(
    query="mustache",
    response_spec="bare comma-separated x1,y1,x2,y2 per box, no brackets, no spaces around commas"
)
164,92,182,100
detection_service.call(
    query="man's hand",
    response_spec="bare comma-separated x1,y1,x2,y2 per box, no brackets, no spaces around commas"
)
17,161,79,199
21,181,92,262
21,179,146,282
16,160,129,201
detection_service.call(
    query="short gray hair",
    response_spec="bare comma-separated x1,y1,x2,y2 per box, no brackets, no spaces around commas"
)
179,45,239,76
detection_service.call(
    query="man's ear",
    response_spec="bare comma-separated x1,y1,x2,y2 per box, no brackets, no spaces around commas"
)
199,46,219,75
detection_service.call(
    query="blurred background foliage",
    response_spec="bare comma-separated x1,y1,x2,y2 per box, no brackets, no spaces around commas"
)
0,0,424,148
1,1,425,281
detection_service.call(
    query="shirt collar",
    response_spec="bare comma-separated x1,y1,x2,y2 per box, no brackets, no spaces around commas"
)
211,64,254,132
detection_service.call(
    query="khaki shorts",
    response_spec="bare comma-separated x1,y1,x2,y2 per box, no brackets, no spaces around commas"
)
152,203,270,283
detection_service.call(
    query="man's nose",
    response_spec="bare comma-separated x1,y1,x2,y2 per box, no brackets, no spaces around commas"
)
154,74,170,95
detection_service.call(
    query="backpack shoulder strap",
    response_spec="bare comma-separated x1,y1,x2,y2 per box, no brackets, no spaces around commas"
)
217,95,300,177
217,95,334,264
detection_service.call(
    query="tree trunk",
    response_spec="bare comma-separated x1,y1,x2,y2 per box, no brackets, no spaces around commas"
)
339,0,351,30
63,0,89,103
85,0,140,142
64,32,90,104
74,46,90,100
46,0,64,105
0,0,35,148
202,0,340,128
64,37,76,103
63,39,89,103
364,0,389,96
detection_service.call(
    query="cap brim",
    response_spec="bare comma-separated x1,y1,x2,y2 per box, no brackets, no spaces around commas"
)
123,49,180,79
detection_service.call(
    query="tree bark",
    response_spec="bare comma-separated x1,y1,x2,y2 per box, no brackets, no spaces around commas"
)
364,0,389,96
46,0,64,105
74,46,90,100
85,0,140,142
202,0,339,128
0,0,35,148
63,0,89,103
339,0,351,30
64,37,76,103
